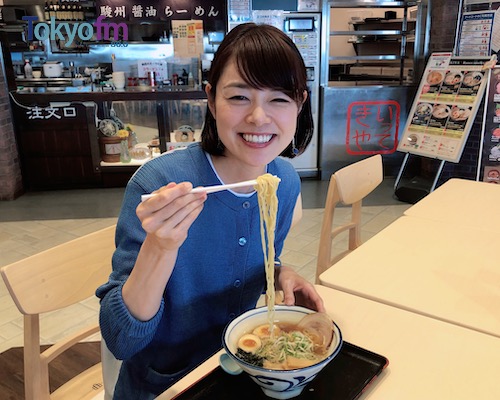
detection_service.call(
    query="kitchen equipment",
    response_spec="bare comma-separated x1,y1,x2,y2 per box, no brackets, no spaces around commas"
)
385,11,397,19
43,61,64,78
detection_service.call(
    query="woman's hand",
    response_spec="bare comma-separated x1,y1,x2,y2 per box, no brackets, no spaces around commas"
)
123,182,207,321
136,182,207,252
276,265,325,312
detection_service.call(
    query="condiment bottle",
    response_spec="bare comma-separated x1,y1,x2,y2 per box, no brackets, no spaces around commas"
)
182,69,189,86
148,71,156,87
23,60,33,79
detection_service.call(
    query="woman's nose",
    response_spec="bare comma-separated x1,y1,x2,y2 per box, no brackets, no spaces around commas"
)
246,105,271,126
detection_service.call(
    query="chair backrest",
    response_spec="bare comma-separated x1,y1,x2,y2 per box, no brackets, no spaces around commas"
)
316,155,383,283
1,225,116,400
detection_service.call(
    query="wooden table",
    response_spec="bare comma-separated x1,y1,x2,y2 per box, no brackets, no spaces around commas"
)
158,286,500,400
404,178,500,229
319,216,500,338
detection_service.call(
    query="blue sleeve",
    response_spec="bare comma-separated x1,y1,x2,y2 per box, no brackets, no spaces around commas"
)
96,176,165,360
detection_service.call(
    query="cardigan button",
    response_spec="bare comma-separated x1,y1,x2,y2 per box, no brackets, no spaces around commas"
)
242,201,250,209
238,237,247,246
234,280,241,287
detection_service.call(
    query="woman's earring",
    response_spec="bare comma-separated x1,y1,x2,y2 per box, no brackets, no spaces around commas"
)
217,137,224,152
292,137,299,155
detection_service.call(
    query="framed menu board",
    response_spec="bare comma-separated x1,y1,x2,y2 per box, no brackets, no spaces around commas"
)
456,11,495,57
397,53,490,163
478,66,500,183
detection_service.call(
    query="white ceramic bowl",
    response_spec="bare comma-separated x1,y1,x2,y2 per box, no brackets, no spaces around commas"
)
222,305,342,399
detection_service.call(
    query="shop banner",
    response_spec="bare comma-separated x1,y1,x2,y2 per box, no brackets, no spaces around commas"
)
478,66,500,183
398,53,489,163
95,0,225,30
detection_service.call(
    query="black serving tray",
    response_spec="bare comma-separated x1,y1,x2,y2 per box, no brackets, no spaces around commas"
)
172,342,388,400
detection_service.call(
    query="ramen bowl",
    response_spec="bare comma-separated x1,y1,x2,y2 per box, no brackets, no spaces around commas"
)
221,305,342,399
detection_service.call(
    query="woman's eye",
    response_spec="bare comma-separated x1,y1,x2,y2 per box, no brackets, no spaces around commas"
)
229,95,248,101
272,98,291,103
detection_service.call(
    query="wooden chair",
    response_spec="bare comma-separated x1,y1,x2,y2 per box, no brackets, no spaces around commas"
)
316,155,383,283
1,225,116,400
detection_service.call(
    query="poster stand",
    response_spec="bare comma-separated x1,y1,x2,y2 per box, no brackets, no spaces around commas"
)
394,154,446,203
394,53,490,203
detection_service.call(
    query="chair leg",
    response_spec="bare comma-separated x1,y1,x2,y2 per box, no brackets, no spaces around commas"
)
24,315,49,399
349,201,363,249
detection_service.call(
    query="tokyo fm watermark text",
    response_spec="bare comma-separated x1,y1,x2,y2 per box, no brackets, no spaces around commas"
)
22,16,128,47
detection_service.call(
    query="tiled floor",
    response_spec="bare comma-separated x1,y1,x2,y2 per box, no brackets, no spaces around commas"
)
0,178,411,354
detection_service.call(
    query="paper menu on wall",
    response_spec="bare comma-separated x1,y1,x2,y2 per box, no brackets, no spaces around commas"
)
457,11,494,56
137,60,168,81
172,20,204,58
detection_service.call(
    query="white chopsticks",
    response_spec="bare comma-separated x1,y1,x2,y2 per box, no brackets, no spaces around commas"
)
140,177,280,202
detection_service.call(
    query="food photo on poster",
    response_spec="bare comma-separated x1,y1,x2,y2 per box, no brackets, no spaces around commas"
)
412,102,432,126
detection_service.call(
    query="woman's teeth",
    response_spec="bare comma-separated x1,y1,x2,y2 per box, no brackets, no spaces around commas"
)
242,134,273,143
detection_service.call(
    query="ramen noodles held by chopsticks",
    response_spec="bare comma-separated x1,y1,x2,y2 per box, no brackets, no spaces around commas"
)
254,173,281,335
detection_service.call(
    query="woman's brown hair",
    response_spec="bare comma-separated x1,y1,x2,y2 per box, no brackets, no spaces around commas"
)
201,23,313,158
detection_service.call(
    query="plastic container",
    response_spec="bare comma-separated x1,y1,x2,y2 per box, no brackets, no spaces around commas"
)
23,60,33,79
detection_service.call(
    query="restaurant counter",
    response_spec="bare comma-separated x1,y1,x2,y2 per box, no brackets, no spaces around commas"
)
12,85,207,103
10,86,207,190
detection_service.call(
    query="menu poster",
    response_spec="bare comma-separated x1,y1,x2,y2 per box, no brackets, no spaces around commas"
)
478,66,500,183
398,55,489,163
172,20,204,58
457,11,494,57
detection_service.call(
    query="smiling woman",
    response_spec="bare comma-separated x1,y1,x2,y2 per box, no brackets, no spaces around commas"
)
96,22,323,400
201,23,313,160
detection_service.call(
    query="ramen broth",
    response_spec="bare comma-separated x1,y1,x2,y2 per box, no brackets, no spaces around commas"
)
236,320,331,370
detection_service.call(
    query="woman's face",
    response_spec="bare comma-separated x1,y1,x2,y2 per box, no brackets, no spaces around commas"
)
206,60,306,168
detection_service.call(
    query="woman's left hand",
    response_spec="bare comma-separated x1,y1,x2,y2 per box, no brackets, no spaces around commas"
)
276,265,325,312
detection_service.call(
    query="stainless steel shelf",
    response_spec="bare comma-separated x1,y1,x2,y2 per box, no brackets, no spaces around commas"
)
330,29,404,35
329,55,401,61
16,77,91,87
329,0,417,7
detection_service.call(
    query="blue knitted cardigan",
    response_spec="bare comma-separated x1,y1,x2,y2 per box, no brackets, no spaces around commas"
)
96,143,300,398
